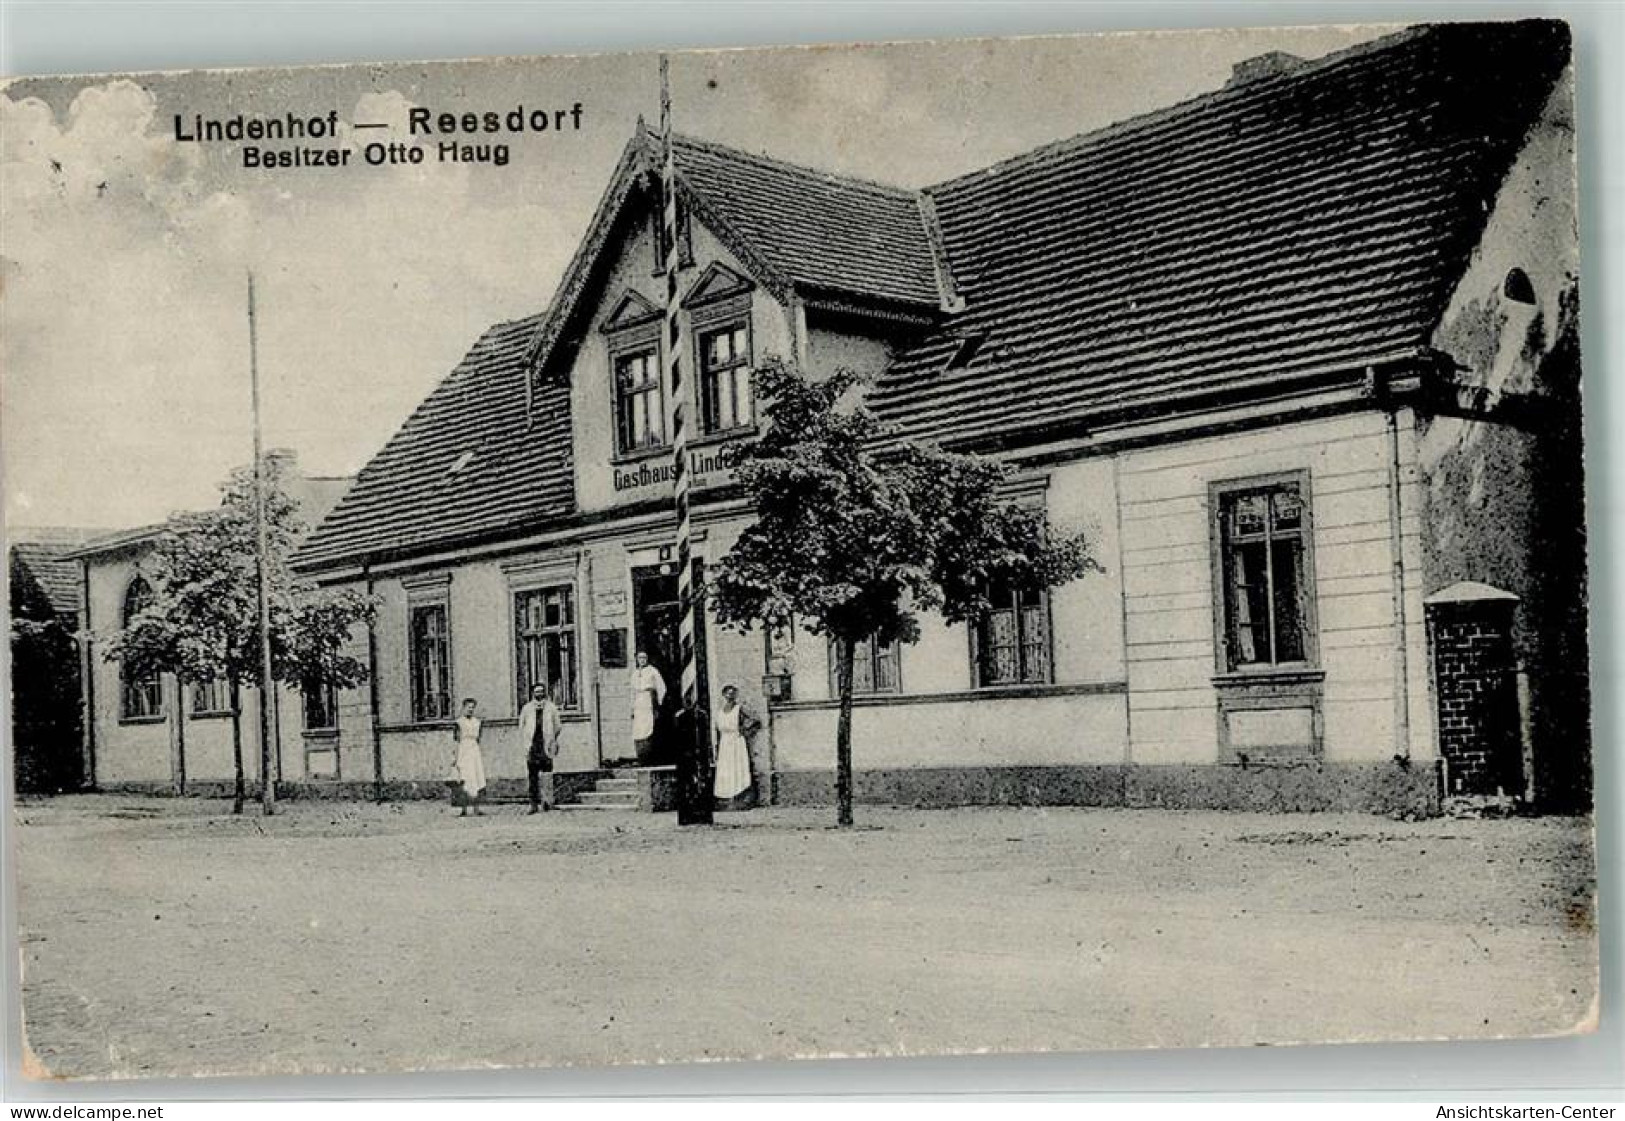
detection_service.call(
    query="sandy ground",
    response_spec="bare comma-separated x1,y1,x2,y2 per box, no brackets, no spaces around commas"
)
11,795,1598,1081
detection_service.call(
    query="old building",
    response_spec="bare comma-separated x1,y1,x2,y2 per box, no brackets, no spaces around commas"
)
73,455,354,793
9,528,94,794
291,21,1586,813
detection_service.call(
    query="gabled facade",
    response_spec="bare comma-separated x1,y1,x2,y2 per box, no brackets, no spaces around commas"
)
293,21,1587,813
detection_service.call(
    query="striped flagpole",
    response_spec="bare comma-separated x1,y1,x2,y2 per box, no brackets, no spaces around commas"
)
660,56,711,825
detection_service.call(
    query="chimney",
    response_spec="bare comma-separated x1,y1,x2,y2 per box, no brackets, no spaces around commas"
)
1227,51,1303,88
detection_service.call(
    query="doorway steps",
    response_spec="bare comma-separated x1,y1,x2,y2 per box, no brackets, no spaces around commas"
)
560,766,677,812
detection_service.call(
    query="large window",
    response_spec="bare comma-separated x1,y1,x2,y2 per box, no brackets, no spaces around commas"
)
302,676,338,732
409,602,452,722
119,577,164,719
191,677,230,716
1214,477,1315,671
829,634,900,695
614,348,665,453
973,583,1051,687
699,323,753,434
515,586,579,709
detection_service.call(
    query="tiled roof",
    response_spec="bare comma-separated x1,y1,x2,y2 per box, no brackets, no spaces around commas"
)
9,529,94,617
869,20,1571,447
670,135,943,310
294,315,573,572
296,20,1569,573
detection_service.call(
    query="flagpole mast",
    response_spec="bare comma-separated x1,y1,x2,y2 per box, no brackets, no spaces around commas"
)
660,56,712,826
248,271,277,816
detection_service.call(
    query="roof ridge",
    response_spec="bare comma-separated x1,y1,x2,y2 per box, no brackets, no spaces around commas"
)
662,128,923,202
924,22,1437,195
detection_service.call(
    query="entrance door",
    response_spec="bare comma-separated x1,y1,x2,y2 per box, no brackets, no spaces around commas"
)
630,561,708,766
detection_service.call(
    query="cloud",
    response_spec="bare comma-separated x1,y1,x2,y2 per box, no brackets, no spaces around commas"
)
1,78,572,528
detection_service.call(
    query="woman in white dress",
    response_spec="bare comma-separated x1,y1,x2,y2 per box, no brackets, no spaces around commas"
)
712,684,761,810
449,697,487,816
630,651,666,764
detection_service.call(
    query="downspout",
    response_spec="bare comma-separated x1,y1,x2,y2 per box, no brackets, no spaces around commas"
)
79,558,97,790
1375,368,1413,762
365,564,385,802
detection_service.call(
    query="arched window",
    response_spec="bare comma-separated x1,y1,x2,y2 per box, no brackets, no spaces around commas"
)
120,577,164,720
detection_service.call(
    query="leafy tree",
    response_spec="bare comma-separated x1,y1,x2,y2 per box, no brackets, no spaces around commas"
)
710,359,1098,826
104,456,374,814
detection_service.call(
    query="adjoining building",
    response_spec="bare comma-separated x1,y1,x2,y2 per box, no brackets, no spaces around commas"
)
285,21,1585,814
9,528,95,793
72,453,354,794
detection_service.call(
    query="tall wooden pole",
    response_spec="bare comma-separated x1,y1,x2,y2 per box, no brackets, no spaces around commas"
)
248,272,277,815
661,57,711,825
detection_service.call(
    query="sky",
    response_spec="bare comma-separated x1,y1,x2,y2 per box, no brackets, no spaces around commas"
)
0,22,1392,531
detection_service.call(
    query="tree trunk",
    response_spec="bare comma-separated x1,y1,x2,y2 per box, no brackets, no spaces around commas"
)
835,634,856,827
229,674,246,815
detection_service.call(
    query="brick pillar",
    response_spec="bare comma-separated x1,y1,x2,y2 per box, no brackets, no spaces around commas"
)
1425,583,1521,798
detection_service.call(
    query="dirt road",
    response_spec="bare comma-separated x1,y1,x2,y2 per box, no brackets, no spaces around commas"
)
12,796,1596,1080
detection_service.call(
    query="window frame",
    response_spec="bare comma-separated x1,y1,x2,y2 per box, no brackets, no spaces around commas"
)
611,342,666,456
970,581,1055,689
118,577,165,721
513,583,582,711
190,677,231,718
301,676,339,733
408,600,454,723
696,318,755,436
828,632,902,696
1208,470,1320,678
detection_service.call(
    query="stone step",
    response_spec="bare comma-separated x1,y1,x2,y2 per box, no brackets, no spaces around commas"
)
576,790,640,808
593,777,639,792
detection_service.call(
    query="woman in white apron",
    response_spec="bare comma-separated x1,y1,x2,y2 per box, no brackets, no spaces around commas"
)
712,683,761,810
631,651,666,764
448,697,487,816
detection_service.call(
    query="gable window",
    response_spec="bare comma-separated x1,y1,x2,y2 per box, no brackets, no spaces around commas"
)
191,677,230,716
302,676,338,732
1213,477,1315,671
973,582,1051,687
829,633,900,695
699,322,753,434
409,602,453,722
515,585,579,709
119,577,164,720
614,348,665,453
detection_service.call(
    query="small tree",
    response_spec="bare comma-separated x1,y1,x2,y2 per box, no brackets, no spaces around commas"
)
711,359,1098,826
104,456,375,814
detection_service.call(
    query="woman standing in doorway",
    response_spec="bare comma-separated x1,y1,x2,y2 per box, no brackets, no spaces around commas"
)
712,684,761,810
449,697,487,816
630,651,666,765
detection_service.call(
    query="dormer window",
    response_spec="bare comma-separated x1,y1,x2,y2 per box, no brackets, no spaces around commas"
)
946,332,987,372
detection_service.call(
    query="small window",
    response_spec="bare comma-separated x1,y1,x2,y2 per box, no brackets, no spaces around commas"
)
302,677,338,732
614,348,666,453
973,583,1051,687
828,633,900,695
515,585,579,709
699,322,753,434
409,602,453,722
191,677,230,716
1503,268,1536,305
945,332,986,371
1214,478,1315,671
119,577,164,719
